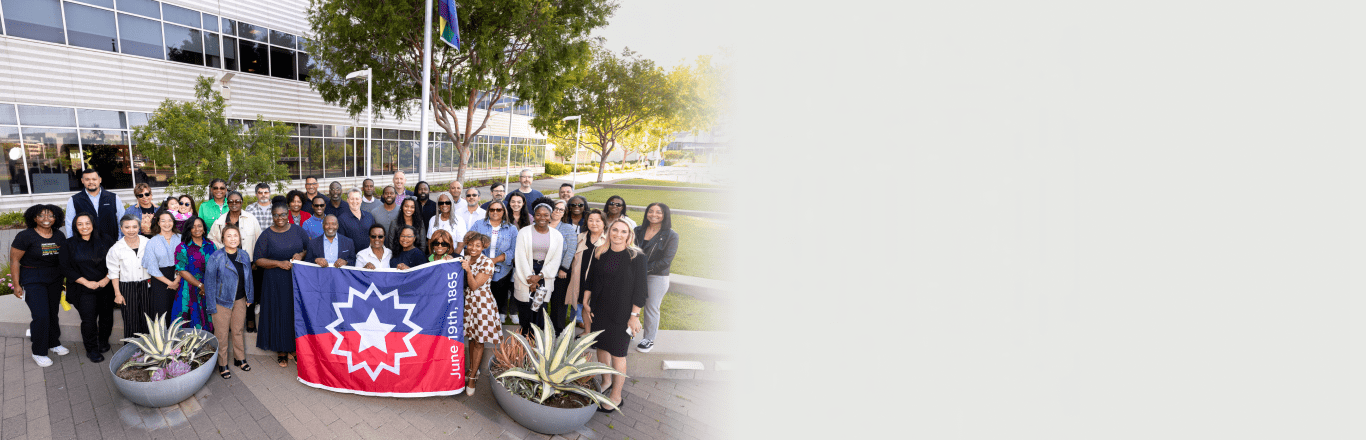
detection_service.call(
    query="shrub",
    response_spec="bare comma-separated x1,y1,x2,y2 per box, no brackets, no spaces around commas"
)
0,264,13,296
0,210,23,228
544,162,572,176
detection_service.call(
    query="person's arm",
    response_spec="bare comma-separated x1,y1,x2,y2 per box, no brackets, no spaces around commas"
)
536,233,563,287
628,254,648,333
64,198,76,238
465,259,492,290
513,229,532,285
650,231,680,274
559,227,577,276
9,236,24,298
204,254,219,302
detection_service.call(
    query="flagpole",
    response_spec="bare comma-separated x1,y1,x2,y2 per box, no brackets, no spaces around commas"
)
418,0,433,183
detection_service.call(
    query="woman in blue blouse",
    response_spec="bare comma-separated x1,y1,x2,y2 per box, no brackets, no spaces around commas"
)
173,217,216,331
142,209,183,326
468,200,518,324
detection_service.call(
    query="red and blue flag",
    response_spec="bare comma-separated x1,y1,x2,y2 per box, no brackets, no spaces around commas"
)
293,260,467,397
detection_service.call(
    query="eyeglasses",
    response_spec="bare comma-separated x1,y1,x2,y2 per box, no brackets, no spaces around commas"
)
136,192,151,198
438,201,452,206
607,202,624,207
489,208,504,212
211,186,226,190
465,194,478,198
569,203,584,207
370,234,385,239
272,213,288,217
313,203,326,207
432,242,450,247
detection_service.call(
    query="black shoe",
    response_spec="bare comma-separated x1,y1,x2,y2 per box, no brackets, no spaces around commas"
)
88,353,104,363
245,321,257,333
99,344,110,353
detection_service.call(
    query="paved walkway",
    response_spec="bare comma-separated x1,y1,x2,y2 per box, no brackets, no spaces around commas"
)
0,336,732,439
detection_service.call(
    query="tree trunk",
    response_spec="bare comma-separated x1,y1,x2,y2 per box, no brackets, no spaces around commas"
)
596,154,608,183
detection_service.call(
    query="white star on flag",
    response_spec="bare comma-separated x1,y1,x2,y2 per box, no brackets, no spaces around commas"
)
351,310,396,353
324,283,422,381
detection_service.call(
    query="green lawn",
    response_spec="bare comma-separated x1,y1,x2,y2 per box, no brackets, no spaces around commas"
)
658,293,728,331
623,211,728,281
616,178,720,189
580,188,724,213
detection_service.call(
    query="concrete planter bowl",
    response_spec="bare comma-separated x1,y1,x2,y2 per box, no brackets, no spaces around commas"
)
109,329,219,408
492,376,598,435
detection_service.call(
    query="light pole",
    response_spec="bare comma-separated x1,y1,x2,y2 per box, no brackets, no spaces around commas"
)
345,68,373,178
491,100,517,187
561,115,580,187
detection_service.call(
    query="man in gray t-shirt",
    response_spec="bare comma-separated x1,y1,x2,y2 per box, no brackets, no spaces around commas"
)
368,185,400,231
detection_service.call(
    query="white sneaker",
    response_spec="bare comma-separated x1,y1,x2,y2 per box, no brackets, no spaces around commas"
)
32,355,51,367
25,329,30,337
49,345,69,356
510,315,520,325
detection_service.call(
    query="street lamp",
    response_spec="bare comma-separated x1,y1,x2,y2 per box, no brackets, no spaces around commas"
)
491,100,517,187
345,68,373,178
561,115,581,187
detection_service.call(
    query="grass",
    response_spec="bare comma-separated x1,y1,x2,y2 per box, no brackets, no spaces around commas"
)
616,178,719,189
580,188,724,213
658,293,728,331
622,211,728,280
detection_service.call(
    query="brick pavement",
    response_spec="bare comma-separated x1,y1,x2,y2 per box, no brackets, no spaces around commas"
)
0,337,731,439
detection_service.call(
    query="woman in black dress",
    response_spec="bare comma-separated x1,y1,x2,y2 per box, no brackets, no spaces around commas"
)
10,204,69,367
582,218,646,412
388,198,427,255
390,226,428,270
59,213,115,363
253,204,308,367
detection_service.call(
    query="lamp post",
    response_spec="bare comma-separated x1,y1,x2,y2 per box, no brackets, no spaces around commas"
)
345,68,373,178
561,115,580,187
491,100,517,187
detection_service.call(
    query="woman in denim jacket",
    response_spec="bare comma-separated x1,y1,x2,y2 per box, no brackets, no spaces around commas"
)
468,200,519,324
203,225,255,379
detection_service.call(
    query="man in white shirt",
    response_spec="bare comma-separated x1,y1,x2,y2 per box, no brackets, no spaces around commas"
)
447,180,464,208
456,187,486,228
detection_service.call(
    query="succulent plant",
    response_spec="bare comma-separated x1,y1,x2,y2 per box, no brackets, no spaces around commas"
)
496,311,625,408
150,368,167,382
165,360,192,379
117,313,216,378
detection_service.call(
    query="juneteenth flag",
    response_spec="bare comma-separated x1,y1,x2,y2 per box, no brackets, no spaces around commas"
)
438,0,461,50
293,260,467,397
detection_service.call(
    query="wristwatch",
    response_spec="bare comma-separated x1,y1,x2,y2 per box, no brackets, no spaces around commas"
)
630,312,638,317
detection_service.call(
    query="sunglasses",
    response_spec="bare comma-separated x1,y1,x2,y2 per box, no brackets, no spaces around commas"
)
569,203,584,207
607,202,623,207
438,201,452,206
136,192,151,198
465,194,478,197
432,242,450,247
229,200,242,204
370,234,385,239
212,186,226,190
489,208,504,212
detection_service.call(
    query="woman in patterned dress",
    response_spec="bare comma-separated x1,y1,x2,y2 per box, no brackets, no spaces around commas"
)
173,217,217,331
461,231,497,396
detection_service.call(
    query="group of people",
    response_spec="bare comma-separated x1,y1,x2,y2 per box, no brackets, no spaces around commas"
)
11,168,680,412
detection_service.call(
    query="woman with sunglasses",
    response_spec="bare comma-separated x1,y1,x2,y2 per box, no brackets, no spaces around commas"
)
390,225,427,270
426,229,458,264
61,213,115,363
176,195,198,233
356,224,391,269
601,195,636,230
388,198,427,255
254,204,309,367
172,217,217,331
122,183,158,224
301,195,326,239
208,191,261,260
469,200,519,324
545,199,579,334
512,198,564,336
143,209,183,324
460,231,496,396
565,196,588,231
428,192,466,256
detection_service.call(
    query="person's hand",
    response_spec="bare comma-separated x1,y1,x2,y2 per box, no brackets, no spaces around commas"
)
279,260,293,270
82,280,98,290
334,259,347,268
440,255,452,261
292,251,306,260
628,315,642,335
13,285,23,299
166,279,180,290
397,263,410,270
363,262,376,269
584,304,592,319
558,269,568,279
314,258,327,267
461,260,471,272
114,293,124,305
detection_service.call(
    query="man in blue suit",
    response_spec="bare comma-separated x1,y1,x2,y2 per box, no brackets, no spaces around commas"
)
308,215,354,268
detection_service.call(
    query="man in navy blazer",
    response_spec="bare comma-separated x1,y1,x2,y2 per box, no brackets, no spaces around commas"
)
308,215,354,267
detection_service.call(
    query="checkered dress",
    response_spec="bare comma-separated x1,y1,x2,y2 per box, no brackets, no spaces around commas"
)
463,254,501,344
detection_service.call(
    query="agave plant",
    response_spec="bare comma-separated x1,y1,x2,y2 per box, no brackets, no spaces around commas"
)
496,311,625,408
118,313,215,381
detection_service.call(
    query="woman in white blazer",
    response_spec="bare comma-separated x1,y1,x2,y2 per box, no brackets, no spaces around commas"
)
512,198,564,337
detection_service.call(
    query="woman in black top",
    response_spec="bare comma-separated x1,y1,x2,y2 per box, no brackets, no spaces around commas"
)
632,203,680,354
9,204,69,367
390,226,428,270
582,218,647,412
60,213,116,363
388,199,427,254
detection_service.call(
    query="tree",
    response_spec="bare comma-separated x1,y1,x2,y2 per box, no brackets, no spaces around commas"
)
306,0,616,182
532,45,676,182
131,76,293,199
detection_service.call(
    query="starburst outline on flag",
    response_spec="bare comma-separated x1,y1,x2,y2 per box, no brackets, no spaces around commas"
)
324,283,422,381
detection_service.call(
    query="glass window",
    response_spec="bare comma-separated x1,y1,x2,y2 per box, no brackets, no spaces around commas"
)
269,47,295,80
0,105,16,125
297,37,311,52
118,13,163,59
370,128,382,139
237,22,266,43
115,0,158,18
400,130,415,140
18,105,76,127
238,39,268,75
222,36,238,70
161,3,198,28
79,129,133,189
164,23,203,65
202,13,218,32
221,18,236,36
64,2,118,52
296,52,313,82
204,32,221,68
127,112,149,127
3,0,65,44
20,127,79,193
77,109,124,128
324,138,345,178
300,138,321,178
0,127,26,194
132,136,171,188
72,0,112,8
269,30,294,48
300,123,321,137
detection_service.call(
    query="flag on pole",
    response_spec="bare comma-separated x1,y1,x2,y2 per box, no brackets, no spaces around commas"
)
293,260,467,397
438,0,461,49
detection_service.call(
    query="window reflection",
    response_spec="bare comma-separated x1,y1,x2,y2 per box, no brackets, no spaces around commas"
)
117,0,159,18
297,52,313,82
202,14,219,32
0,127,26,195
0,105,16,125
204,33,221,68
222,36,239,70
79,129,134,189
237,22,267,43
76,109,124,129
3,0,66,44
324,138,345,178
18,105,76,127
20,127,79,193
165,23,204,65
64,2,118,52
269,30,295,49
239,39,268,75
161,3,199,28
301,137,321,177
269,46,295,80
118,13,164,59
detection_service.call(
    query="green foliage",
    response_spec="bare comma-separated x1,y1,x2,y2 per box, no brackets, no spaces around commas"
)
131,76,293,200
617,178,716,188
0,210,23,228
118,313,216,380
544,162,572,176
0,264,14,296
661,150,694,163
305,0,616,181
496,311,624,408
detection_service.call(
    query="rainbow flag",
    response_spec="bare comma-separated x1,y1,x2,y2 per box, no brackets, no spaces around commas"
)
438,0,461,50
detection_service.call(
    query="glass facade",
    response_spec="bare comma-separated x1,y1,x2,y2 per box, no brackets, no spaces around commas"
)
0,0,314,84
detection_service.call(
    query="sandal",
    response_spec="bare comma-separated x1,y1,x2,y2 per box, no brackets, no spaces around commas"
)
218,365,232,379
465,372,478,396
234,359,252,371
597,394,623,413
277,354,288,368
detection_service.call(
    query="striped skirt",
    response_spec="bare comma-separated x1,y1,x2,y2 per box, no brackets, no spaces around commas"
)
119,280,153,338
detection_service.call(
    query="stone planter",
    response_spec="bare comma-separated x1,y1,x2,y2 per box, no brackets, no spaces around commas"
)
109,329,219,408
491,375,598,435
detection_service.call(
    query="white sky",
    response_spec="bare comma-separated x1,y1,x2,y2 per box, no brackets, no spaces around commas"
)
589,0,733,69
